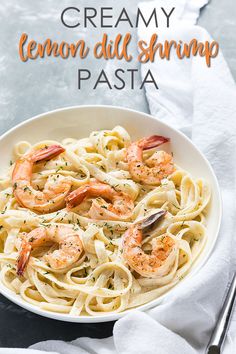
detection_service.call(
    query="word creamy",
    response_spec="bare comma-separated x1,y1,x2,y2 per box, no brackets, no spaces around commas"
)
61,6,175,28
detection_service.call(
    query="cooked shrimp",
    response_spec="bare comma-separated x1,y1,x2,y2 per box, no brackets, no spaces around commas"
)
126,135,174,185
123,211,177,277
17,225,83,276
66,180,134,221
12,145,72,213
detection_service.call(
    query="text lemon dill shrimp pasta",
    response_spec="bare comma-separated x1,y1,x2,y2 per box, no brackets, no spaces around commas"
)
0,126,210,316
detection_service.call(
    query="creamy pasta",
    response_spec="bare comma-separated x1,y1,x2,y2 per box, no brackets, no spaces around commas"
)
0,126,210,316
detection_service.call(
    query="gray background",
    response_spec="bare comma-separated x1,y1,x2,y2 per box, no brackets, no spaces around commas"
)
0,0,235,348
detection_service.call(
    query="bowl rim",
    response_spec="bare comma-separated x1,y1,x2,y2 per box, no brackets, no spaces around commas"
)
0,104,222,323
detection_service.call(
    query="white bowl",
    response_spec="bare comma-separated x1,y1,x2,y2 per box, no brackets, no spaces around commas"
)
0,105,222,323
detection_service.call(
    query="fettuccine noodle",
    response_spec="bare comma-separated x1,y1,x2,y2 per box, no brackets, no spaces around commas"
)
0,126,210,316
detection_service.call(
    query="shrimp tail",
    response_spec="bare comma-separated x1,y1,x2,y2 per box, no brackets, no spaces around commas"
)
141,136,169,150
16,239,32,276
31,145,65,163
137,210,167,233
66,186,89,209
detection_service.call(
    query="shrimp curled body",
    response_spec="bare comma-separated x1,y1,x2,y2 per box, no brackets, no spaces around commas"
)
17,225,83,276
127,135,174,185
12,145,72,213
123,213,177,278
66,180,134,221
